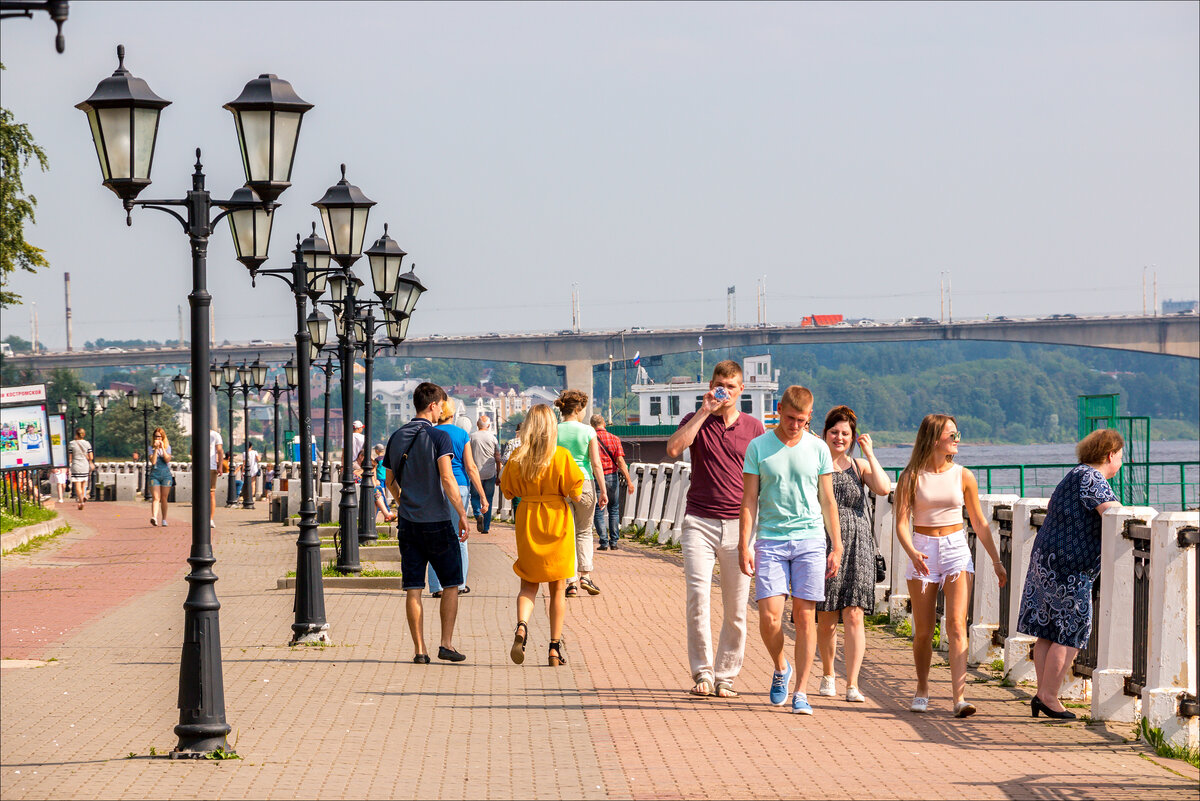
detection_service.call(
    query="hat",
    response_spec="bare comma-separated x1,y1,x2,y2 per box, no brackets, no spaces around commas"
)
353,420,364,429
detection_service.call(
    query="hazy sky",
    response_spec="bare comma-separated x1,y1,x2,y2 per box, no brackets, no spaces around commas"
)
2,1,1196,349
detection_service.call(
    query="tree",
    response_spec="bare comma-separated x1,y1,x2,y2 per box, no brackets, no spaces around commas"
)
92,401,189,460
0,64,50,308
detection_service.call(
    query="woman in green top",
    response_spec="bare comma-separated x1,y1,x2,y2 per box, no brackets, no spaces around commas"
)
555,389,609,596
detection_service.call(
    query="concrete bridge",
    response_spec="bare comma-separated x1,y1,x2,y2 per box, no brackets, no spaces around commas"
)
7,315,1198,393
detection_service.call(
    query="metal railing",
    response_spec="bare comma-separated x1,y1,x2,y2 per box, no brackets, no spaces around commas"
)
992,505,1014,646
1123,519,1152,698
1,467,41,518
884,461,1199,511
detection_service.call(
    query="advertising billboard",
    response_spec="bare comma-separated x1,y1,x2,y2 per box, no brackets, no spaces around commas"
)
49,414,67,468
1,403,53,471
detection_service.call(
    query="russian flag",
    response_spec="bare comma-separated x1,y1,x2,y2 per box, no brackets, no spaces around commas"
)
632,351,641,367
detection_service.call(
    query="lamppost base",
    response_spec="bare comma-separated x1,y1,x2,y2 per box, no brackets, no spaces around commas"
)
289,624,331,646
170,726,230,758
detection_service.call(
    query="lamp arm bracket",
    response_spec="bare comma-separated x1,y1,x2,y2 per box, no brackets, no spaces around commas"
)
252,268,298,291
131,202,189,232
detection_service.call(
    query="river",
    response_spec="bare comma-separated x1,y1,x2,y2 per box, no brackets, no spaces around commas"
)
871,439,1200,469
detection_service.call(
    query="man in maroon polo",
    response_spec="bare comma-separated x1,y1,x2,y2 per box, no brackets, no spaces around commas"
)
666,360,764,698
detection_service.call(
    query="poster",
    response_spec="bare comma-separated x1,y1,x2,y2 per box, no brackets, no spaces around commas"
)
0,403,53,470
49,414,67,468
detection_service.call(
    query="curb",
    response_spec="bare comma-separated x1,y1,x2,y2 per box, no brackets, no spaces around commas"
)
0,518,65,555
275,576,403,590
318,546,399,561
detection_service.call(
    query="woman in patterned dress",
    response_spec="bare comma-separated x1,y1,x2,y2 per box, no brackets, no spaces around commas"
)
815,406,891,703
1017,429,1123,719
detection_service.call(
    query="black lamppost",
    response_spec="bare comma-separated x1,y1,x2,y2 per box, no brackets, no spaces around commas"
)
127,386,163,500
312,354,337,484
0,0,69,53
75,390,106,499
261,366,295,477
240,357,268,509
78,45,311,756
56,399,69,434
240,231,337,643
210,360,243,507
311,165,375,575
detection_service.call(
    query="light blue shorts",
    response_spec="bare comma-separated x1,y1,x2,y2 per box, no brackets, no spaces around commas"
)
754,536,826,602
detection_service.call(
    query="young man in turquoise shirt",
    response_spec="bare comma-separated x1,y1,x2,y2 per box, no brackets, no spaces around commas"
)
739,386,842,714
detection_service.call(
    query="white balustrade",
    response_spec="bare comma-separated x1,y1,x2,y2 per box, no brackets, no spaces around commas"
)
1002,498,1050,683
657,462,690,545
644,464,675,540
621,464,645,527
633,464,660,531
969,494,1018,666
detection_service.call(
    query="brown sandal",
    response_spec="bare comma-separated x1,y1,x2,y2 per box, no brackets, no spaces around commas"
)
510,622,527,665
714,681,739,698
548,639,567,666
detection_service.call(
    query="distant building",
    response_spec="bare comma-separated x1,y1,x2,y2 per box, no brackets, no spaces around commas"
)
630,354,779,427
1163,298,1198,314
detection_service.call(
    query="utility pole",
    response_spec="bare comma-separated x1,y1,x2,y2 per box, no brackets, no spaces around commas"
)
947,271,952,323
607,354,613,423
63,273,73,351
1142,266,1147,316
570,282,581,333
726,285,736,327
939,273,944,322
31,301,38,354
178,305,185,345
1153,268,1158,316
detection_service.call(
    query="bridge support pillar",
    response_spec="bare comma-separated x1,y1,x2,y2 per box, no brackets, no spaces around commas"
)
563,359,596,417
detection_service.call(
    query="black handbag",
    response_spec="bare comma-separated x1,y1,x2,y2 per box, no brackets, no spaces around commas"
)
875,553,887,584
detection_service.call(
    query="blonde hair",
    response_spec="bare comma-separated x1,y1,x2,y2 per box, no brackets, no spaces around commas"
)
779,385,814,413
896,413,956,515
438,397,456,424
508,405,558,482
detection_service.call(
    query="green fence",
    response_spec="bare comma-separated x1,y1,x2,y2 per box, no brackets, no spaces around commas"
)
883,461,1199,511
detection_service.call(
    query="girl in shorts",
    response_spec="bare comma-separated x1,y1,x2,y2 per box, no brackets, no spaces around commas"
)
895,414,1006,718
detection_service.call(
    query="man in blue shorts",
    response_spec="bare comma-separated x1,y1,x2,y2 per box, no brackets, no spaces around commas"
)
739,385,842,715
385,382,471,664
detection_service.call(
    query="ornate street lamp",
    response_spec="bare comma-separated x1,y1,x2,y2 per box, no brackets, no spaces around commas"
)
365,224,406,302
172,372,189,400
390,264,427,319
240,359,266,509
222,185,273,273
313,164,375,267
223,72,313,205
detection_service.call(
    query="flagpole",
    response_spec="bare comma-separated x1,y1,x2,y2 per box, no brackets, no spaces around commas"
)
699,335,704,383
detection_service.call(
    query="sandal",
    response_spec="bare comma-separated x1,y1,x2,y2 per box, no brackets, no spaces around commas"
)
565,584,579,598
579,576,601,596
510,622,528,665
548,639,567,666
714,681,739,698
690,678,715,697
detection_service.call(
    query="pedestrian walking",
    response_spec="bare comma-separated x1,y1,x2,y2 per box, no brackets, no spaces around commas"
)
500,404,585,667
1017,429,1123,720
666,360,764,699
739,386,841,715
232,456,244,502
895,414,1006,718
427,398,488,597
245,443,260,500
259,463,274,501
68,428,93,510
555,389,607,597
383,382,470,664
51,466,68,503
814,406,891,703
148,427,173,527
372,444,396,523
209,426,224,528
590,415,633,550
469,414,500,534
351,420,366,480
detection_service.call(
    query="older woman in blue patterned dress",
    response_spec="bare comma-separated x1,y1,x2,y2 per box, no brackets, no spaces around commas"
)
1017,429,1123,719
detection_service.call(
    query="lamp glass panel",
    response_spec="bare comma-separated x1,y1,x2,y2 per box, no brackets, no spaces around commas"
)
127,392,138,410
252,362,268,387
309,342,321,362
174,374,189,396
209,367,222,388
284,361,297,387
97,107,132,180
326,273,346,303
77,394,88,411
132,108,159,180
244,206,273,260
321,207,353,257
350,207,369,257
237,110,272,183
228,209,256,259
271,111,301,181
85,110,111,180
223,362,237,384
353,318,366,342
395,314,411,340
152,389,164,409
390,283,416,314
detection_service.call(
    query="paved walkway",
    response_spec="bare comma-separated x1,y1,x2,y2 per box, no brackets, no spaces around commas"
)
1,501,1196,800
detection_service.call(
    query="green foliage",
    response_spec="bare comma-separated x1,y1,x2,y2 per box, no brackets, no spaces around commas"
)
0,67,50,308
204,746,241,761
91,399,189,460
1140,717,1200,767
0,504,57,535
893,618,913,638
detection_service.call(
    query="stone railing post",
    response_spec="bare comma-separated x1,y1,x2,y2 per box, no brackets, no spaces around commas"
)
880,492,910,623
1002,497,1050,682
657,462,689,545
1093,504,1156,722
1143,511,1199,748
633,464,661,532
970,494,1018,666
621,464,645,528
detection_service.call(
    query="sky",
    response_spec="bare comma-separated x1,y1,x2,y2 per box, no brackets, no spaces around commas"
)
1,1,1197,350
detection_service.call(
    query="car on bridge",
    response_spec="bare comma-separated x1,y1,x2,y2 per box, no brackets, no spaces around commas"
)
1048,313,1078,320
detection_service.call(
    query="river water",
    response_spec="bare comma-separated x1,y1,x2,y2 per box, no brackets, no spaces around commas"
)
871,439,1200,469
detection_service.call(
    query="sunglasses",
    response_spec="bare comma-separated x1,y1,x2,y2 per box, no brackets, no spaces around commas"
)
947,431,962,442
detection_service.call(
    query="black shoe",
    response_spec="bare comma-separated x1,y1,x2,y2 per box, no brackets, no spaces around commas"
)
413,654,430,664
460,585,471,595
1031,695,1076,719
609,542,618,551
438,645,466,663
431,590,442,598
598,543,608,551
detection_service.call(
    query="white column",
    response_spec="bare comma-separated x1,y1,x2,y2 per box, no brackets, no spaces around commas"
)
1093,505,1156,722
621,464,644,527
1143,511,1199,748
1002,497,1051,683
969,494,1018,666
881,492,910,623
633,464,660,531
657,462,689,544
645,464,674,540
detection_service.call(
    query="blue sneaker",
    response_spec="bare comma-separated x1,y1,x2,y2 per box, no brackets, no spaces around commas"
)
769,661,793,706
792,692,813,715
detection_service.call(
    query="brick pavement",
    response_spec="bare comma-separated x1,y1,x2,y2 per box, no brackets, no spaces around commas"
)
1,502,1196,800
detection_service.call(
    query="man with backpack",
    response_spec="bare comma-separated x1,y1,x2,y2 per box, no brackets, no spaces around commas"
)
384,382,471,664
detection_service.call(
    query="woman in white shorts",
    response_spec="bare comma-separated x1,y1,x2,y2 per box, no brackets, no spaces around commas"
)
895,414,1006,718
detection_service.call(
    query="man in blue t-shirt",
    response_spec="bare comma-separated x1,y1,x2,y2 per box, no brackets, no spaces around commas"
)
739,385,842,716
384,382,471,664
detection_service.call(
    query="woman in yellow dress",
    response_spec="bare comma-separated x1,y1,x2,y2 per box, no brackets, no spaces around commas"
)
500,404,585,666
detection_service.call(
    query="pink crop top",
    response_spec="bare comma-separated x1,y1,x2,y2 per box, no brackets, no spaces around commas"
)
912,463,965,527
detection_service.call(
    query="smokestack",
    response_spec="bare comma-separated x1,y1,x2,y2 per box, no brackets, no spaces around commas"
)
64,272,73,351
31,301,39,354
